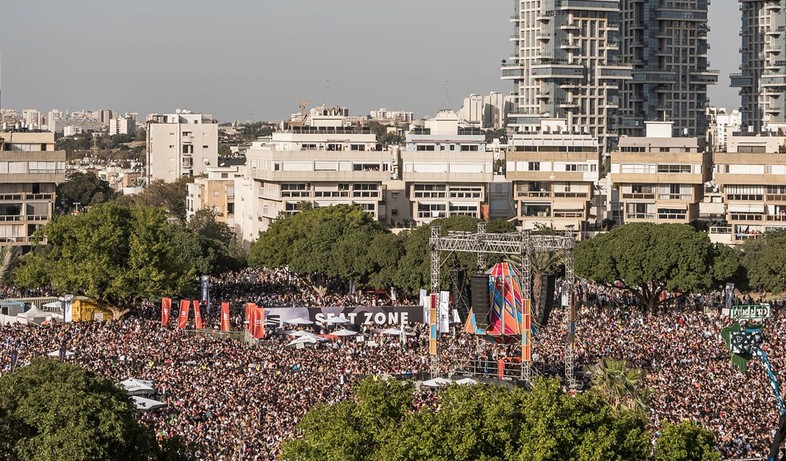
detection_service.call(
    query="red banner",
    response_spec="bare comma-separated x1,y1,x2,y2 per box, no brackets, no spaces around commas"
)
161,298,171,326
220,302,230,332
177,299,190,329
253,306,266,339
193,300,203,330
245,303,257,332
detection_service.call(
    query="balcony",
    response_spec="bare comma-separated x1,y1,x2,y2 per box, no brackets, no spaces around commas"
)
0,215,23,222
622,193,655,200
561,22,579,31
0,194,23,201
626,213,655,220
730,213,764,222
766,215,786,222
560,40,580,50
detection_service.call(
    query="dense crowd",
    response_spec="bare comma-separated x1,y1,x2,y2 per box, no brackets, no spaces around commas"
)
0,268,784,459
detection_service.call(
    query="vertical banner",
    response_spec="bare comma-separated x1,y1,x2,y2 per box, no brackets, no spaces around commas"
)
201,275,211,315
220,302,230,332
725,283,735,310
177,299,190,329
245,303,257,333
161,297,171,326
63,294,74,323
438,291,450,333
193,300,203,330
521,299,531,363
253,306,266,339
429,293,438,356
420,289,429,325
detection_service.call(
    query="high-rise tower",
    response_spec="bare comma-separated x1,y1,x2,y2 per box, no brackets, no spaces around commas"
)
501,0,632,153
619,0,717,138
731,0,786,131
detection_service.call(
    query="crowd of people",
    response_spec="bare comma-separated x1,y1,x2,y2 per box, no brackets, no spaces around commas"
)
0,268,784,459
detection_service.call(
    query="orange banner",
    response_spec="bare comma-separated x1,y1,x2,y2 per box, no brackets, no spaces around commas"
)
177,299,190,329
193,300,203,330
253,306,266,339
220,302,230,332
245,303,257,332
161,298,171,326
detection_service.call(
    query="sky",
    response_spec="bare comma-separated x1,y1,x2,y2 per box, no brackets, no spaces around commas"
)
1,1,741,123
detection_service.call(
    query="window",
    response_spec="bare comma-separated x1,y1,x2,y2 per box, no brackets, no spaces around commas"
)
528,162,540,171
460,145,480,151
413,184,447,198
182,145,194,154
564,164,588,172
657,164,691,173
281,183,310,198
352,183,379,198
449,186,482,199
449,204,478,216
417,203,447,219
350,144,366,151
417,145,436,151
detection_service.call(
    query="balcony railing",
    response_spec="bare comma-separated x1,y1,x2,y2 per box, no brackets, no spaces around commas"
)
622,193,655,200
730,213,764,222
0,215,23,222
553,192,589,198
766,215,786,222
626,213,655,220
657,194,693,201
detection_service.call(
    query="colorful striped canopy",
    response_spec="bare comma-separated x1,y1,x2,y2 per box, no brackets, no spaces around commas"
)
485,262,524,336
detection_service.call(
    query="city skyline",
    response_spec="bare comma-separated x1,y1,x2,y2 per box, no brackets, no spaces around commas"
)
1,1,740,122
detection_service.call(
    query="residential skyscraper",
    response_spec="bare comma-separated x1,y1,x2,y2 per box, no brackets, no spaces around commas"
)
501,0,631,153
619,0,717,137
145,110,218,183
731,0,786,132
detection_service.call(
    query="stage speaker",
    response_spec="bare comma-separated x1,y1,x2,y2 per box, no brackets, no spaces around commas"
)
539,274,557,327
451,269,470,324
471,274,490,330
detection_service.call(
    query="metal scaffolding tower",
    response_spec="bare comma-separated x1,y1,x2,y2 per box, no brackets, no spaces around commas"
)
429,225,576,386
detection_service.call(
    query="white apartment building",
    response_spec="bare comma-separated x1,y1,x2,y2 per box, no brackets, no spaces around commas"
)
501,0,631,153
186,166,242,227
109,114,136,136
21,110,42,130
713,131,786,243
368,108,414,125
0,130,66,247
505,120,599,232
457,92,513,129
706,107,742,153
611,121,710,225
145,110,218,183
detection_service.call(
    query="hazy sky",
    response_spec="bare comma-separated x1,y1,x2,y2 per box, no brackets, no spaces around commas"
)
1,1,741,122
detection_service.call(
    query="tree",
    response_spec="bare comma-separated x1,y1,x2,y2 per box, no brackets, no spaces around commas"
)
186,209,246,273
654,420,722,461
56,171,115,213
282,377,652,461
133,177,192,221
486,218,516,234
394,215,480,295
249,205,389,293
575,223,740,310
0,358,155,461
588,358,650,414
741,230,786,293
13,202,198,317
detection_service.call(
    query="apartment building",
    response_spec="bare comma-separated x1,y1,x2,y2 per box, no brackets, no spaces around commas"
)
713,131,786,243
611,121,710,224
0,131,66,246
501,0,631,153
731,0,786,131
457,92,513,129
109,114,136,136
186,166,242,227
146,110,218,183
403,110,493,226
619,0,717,137
505,120,600,231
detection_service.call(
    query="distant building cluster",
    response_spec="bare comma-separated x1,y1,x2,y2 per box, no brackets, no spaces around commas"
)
2,0,786,251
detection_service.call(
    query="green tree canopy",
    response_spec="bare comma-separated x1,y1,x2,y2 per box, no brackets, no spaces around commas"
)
56,171,116,213
575,223,741,309
654,420,722,461
0,358,155,461
282,377,660,461
13,202,198,317
248,205,390,289
132,177,192,221
741,230,786,293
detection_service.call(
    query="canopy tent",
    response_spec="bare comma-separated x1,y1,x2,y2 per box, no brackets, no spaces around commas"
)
285,317,314,326
324,316,350,325
454,377,478,386
330,328,358,337
118,378,155,396
288,330,317,338
421,377,453,387
46,349,74,358
43,301,62,309
131,396,166,411
285,334,326,347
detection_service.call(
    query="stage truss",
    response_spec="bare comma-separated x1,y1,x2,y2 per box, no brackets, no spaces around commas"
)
429,222,578,387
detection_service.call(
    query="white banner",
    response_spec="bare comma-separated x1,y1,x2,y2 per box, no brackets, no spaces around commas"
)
439,291,450,333
420,289,429,325
63,295,74,323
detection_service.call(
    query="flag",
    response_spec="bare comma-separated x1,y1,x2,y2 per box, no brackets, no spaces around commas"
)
161,298,172,326
177,299,190,329
193,300,203,330
220,302,230,332
245,303,257,332
253,306,266,339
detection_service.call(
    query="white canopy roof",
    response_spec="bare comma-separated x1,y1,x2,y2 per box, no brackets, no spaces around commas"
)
131,396,166,411
286,317,314,325
286,334,326,347
118,378,155,396
330,328,358,337
324,316,350,324
421,377,453,387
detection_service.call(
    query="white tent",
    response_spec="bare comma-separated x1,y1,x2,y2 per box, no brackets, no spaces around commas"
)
454,377,478,386
46,349,75,358
289,330,316,338
330,329,358,337
131,396,166,411
286,317,314,325
118,378,155,396
421,377,453,387
324,316,350,325
43,301,62,309
286,334,326,347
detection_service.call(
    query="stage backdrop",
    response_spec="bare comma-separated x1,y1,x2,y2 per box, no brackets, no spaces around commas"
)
264,306,424,327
